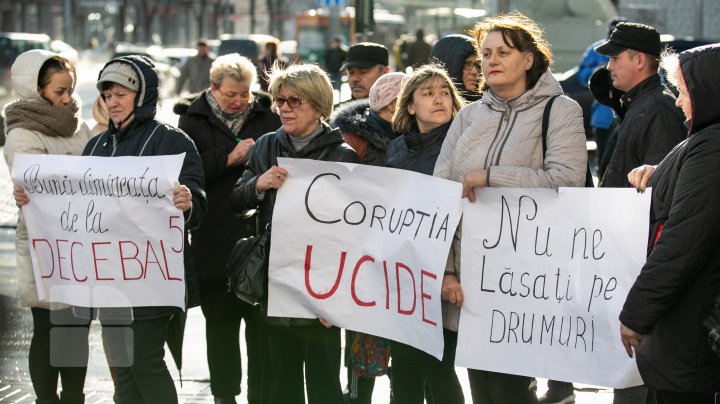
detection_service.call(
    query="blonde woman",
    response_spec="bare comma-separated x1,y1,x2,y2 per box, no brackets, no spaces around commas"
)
230,63,359,404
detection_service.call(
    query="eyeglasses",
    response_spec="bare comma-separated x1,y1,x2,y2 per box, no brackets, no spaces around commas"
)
463,60,481,71
273,96,307,109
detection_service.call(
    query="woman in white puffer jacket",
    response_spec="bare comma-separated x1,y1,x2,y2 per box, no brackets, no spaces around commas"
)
3,49,91,404
433,12,587,404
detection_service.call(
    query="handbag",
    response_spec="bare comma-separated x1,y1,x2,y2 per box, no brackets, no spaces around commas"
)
225,223,270,306
542,95,595,188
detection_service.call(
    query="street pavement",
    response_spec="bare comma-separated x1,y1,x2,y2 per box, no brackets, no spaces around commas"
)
0,53,614,403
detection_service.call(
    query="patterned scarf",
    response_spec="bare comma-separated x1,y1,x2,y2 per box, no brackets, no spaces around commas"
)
205,90,253,134
4,97,79,138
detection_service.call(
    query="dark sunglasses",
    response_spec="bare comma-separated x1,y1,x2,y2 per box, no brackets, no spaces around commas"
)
273,96,307,108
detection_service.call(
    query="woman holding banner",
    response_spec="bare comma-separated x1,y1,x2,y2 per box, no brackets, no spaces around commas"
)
385,64,466,404
433,12,587,404
622,44,720,404
229,63,359,404
4,49,92,404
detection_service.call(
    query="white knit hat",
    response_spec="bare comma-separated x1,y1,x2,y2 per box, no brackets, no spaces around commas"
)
369,72,408,112
96,62,140,92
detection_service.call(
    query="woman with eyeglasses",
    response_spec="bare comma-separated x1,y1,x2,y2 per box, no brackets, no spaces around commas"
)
230,63,359,404
177,53,280,404
431,34,482,102
385,64,466,404
433,12,587,404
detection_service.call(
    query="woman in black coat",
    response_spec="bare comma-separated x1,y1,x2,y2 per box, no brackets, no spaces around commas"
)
230,63,359,404
623,44,720,404
177,53,281,404
430,35,481,102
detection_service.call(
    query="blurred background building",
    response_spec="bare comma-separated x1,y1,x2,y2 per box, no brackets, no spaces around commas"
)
0,0,717,71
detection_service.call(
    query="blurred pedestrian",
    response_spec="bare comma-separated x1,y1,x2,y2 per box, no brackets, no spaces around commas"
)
177,53,280,404
4,49,92,404
406,29,432,69
340,42,390,106
258,41,280,92
324,36,347,92
386,64,466,404
434,12,587,404
176,39,214,95
90,55,206,403
331,72,407,166
90,95,109,136
430,34,482,102
622,43,720,404
230,63,359,404
596,22,685,188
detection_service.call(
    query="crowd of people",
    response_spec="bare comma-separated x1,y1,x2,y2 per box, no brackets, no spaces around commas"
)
4,9,720,404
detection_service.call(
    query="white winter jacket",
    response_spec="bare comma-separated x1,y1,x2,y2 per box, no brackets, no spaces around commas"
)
3,49,91,308
433,69,587,330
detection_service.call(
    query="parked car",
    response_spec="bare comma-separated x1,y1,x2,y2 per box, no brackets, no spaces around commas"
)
559,36,714,138
0,32,51,92
112,43,180,100
218,34,279,65
50,39,79,64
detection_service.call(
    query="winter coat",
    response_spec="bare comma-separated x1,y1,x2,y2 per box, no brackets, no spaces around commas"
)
600,74,685,187
385,121,451,175
433,69,587,330
176,54,214,94
178,90,281,280
330,99,399,166
431,35,482,102
84,55,207,319
620,43,720,393
3,50,92,309
230,122,360,326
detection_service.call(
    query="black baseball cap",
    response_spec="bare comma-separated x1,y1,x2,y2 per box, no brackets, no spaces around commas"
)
344,42,389,69
595,22,661,56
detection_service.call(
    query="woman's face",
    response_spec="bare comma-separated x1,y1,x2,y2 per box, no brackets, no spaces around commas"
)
674,70,692,121
211,76,252,114
462,54,480,92
407,77,453,134
40,70,74,107
102,83,137,128
481,30,533,100
275,85,320,137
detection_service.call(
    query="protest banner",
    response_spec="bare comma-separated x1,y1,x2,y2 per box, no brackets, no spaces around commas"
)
268,158,463,358
455,187,650,388
11,153,186,309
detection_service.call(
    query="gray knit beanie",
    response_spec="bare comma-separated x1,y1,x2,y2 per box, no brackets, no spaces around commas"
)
96,62,140,92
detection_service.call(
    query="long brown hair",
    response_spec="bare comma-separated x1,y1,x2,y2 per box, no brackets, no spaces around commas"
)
471,11,553,92
392,64,465,134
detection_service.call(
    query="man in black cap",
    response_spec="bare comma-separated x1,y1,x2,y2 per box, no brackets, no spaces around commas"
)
342,42,390,103
176,39,215,94
595,22,686,404
595,22,685,188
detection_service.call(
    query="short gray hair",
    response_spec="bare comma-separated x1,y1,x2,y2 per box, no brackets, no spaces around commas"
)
268,63,334,120
209,53,257,87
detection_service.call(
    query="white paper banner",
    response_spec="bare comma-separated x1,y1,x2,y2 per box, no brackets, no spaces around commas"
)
268,158,463,359
11,154,186,309
456,187,650,388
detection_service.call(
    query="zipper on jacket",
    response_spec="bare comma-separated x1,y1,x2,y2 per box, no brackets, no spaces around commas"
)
110,134,118,156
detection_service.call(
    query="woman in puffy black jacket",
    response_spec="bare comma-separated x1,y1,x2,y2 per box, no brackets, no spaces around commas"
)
622,44,720,404
230,63,359,404
430,35,482,102
384,64,466,404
